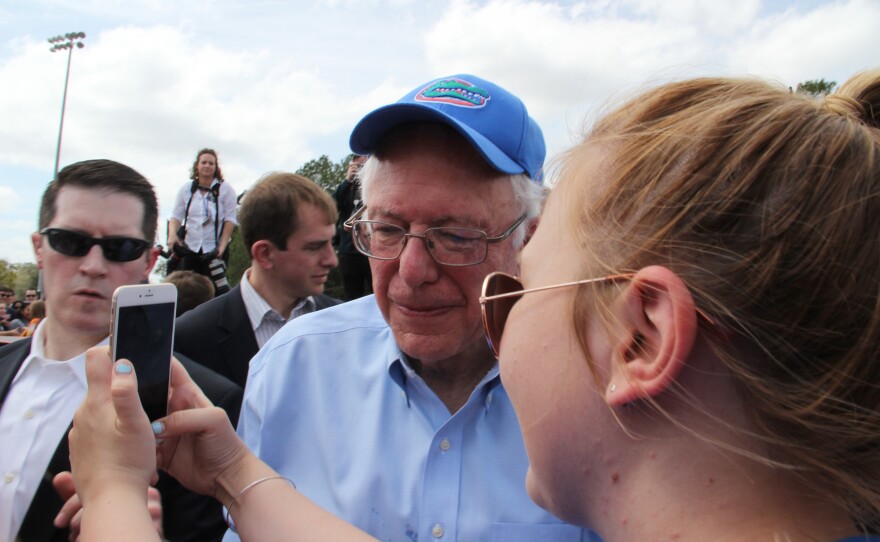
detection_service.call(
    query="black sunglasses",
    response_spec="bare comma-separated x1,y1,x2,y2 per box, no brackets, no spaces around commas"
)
40,228,150,262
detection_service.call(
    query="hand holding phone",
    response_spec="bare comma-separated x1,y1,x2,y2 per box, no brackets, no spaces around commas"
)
110,284,177,421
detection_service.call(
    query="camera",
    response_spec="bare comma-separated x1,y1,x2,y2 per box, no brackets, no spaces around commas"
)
207,257,230,295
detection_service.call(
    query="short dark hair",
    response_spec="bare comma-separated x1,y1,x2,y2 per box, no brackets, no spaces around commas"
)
164,270,215,317
238,172,337,252
39,159,159,242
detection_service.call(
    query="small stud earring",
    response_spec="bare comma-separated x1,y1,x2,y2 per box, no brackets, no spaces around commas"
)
609,384,617,392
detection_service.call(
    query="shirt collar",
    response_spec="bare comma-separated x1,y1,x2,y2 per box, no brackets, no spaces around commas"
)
387,350,502,410
240,268,314,332
13,319,107,388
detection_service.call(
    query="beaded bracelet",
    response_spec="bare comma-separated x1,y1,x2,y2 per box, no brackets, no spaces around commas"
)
223,475,296,533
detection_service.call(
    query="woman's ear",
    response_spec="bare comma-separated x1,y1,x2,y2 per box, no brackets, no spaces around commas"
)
250,240,275,270
605,266,698,406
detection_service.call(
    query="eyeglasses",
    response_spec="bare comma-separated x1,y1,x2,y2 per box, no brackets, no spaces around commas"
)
480,271,718,358
480,271,633,358
40,228,151,263
344,207,527,267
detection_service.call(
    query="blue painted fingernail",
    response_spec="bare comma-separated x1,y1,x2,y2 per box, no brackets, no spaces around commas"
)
115,362,132,374
151,421,165,435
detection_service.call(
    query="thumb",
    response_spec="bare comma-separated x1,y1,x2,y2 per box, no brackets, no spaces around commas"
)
83,346,113,404
110,359,149,429
156,406,232,439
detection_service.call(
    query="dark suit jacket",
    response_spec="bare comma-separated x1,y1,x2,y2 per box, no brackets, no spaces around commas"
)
175,284,341,388
0,338,243,542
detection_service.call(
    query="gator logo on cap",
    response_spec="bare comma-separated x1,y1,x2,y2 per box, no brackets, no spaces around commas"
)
415,78,490,108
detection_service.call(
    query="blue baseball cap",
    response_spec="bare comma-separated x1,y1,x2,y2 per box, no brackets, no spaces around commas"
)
349,74,546,181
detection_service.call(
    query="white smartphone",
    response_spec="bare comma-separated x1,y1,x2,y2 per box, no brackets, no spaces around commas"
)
110,283,177,421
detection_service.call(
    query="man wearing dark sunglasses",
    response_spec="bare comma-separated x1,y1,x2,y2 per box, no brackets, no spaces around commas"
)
0,159,242,542
228,76,593,542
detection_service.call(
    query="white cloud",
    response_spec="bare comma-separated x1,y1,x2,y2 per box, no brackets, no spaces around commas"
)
728,0,880,85
0,186,21,213
0,0,877,263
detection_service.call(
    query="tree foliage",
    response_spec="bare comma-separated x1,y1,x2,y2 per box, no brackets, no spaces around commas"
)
296,154,352,193
796,79,838,97
0,260,39,296
225,226,248,288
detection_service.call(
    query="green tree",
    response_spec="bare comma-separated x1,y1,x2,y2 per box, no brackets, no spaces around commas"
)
296,154,350,192
0,260,16,289
225,226,247,288
796,79,837,97
11,263,39,295
0,260,38,296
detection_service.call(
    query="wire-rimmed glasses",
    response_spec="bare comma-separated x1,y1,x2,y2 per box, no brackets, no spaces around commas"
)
344,207,526,267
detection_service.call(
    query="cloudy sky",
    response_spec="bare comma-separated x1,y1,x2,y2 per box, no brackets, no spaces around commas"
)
1,0,878,264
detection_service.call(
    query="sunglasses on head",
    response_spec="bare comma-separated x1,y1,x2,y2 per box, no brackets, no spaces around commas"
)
40,228,150,262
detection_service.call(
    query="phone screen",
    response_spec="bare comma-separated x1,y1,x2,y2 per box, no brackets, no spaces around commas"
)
114,302,175,421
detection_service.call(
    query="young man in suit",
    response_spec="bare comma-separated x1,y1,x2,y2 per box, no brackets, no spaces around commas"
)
0,159,242,542
174,172,340,389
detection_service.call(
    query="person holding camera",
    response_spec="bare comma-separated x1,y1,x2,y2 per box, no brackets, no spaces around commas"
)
167,148,237,295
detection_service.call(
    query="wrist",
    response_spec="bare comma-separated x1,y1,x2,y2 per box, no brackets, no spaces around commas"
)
214,454,276,507
82,476,150,509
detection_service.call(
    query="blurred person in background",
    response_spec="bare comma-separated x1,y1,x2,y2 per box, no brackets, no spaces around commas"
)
332,154,372,300
166,148,237,293
164,270,215,317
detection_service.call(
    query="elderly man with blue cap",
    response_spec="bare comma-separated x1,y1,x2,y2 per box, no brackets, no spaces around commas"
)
228,75,595,542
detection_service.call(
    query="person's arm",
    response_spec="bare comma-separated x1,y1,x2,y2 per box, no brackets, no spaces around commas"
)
216,182,237,256
155,360,378,541
53,472,163,540
70,347,378,542
68,347,161,542
168,184,188,247
167,217,183,248
217,220,234,257
208,453,378,541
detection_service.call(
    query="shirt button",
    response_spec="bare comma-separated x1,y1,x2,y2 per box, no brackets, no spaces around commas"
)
24,409,35,419
432,523,444,538
439,438,450,451
3,473,14,484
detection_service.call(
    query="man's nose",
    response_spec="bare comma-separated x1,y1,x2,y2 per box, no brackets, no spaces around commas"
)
396,234,439,286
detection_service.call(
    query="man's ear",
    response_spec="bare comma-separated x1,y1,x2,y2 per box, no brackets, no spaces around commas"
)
32,232,43,268
605,265,698,406
250,240,275,270
141,247,159,281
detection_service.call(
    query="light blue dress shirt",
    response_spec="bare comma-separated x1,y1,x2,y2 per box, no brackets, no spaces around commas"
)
226,295,598,542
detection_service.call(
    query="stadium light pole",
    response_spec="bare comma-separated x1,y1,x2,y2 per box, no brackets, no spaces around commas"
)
48,32,86,180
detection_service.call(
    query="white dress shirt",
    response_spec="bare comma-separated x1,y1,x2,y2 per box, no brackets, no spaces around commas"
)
170,179,238,253
239,269,315,348
0,322,104,542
